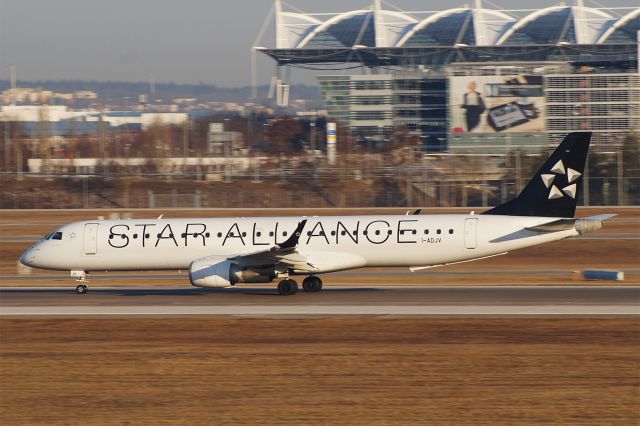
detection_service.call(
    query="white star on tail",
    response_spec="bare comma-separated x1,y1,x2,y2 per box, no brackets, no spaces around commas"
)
551,160,565,174
548,185,564,199
542,160,580,199
567,168,581,183
541,174,555,188
562,184,577,198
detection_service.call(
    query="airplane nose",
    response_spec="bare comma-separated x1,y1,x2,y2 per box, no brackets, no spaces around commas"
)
20,247,39,268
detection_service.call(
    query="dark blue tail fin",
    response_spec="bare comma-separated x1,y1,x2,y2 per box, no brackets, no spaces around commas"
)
483,132,591,218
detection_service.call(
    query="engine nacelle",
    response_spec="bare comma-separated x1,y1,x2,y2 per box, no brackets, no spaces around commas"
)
188,258,267,288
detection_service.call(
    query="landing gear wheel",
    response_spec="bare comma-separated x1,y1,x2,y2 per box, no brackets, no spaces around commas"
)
76,284,88,294
277,279,298,296
302,276,323,292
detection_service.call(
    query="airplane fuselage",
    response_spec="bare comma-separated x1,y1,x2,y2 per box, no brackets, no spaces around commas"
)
21,214,577,273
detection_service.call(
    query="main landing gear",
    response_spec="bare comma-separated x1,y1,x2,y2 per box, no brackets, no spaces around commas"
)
302,276,323,293
72,270,89,294
277,276,323,295
277,279,298,296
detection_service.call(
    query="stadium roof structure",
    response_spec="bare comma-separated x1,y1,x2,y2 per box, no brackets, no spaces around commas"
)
260,1,639,69
597,8,640,43
497,6,615,45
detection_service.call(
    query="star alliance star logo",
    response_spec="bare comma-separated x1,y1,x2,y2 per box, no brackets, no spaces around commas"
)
541,160,581,200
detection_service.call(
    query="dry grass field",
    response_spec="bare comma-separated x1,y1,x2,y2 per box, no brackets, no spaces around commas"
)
1,317,638,425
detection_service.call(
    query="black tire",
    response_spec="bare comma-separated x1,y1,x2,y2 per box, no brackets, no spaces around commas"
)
302,277,315,292
302,276,323,292
76,284,88,294
288,280,298,295
277,279,298,295
312,276,323,292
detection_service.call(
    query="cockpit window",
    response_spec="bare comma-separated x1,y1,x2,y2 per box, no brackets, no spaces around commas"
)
43,232,54,240
50,232,63,240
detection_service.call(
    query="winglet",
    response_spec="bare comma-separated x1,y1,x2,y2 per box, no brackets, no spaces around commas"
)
279,219,307,249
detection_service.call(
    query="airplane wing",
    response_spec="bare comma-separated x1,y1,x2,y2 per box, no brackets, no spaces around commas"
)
227,219,318,272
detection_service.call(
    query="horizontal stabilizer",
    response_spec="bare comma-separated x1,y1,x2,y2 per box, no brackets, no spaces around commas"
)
525,219,576,232
583,214,617,222
525,214,616,235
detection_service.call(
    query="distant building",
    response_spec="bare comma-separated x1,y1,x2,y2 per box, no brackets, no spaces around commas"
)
1,88,98,106
208,123,245,154
261,1,640,151
0,105,189,136
318,72,448,148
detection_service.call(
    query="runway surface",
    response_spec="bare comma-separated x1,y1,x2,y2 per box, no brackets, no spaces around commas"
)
1,285,638,316
3,268,640,282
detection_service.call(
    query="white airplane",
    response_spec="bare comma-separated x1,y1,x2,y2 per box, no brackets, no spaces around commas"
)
20,132,614,295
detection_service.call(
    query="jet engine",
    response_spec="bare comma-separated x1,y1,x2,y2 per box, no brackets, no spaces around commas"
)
188,258,270,288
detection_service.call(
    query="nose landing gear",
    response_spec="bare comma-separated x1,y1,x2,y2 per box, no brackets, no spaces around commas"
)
71,270,89,294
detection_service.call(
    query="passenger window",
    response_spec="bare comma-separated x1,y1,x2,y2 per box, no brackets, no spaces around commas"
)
437,229,442,235
449,229,454,234
51,232,63,240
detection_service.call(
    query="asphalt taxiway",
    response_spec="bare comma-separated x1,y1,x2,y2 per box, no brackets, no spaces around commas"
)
1,285,638,316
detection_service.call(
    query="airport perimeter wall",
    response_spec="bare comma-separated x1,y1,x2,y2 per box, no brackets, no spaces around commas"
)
0,174,637,209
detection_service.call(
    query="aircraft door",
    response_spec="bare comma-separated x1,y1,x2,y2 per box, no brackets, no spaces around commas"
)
464,218,478,249
83,223,99,255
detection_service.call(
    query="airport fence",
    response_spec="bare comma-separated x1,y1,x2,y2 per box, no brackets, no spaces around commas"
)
2,176,637,209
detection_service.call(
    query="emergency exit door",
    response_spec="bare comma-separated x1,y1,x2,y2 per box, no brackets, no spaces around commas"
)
464,218,478,249
83,223,99,255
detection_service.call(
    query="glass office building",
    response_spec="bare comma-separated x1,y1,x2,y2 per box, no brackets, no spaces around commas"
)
264,2,639,151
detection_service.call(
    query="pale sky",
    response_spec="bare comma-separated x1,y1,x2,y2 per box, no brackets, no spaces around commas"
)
0,0,637,87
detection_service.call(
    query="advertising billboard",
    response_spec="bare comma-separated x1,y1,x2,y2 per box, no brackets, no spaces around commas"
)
449,75,545,134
